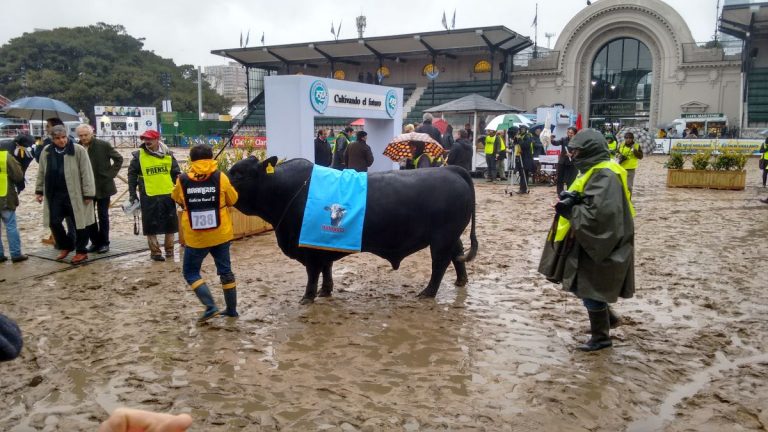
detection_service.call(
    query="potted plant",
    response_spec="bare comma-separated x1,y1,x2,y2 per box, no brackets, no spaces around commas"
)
178,141,272,244
666,149,747,190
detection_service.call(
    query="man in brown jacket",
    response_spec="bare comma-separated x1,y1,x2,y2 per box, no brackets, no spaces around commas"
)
343,130,374,172
0,145,27,263
77,124,123,254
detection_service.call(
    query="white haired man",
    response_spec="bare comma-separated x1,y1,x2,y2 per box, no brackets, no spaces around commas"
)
76,124,123,254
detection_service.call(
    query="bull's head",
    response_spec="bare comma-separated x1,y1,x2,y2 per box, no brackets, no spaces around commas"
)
323,203,346,227
229,155,278,216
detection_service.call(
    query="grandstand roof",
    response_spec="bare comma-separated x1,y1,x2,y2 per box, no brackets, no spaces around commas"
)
720,0,768,38
212,26,532,70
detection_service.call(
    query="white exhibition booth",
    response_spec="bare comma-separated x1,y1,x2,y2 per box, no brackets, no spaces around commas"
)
264,75,403,173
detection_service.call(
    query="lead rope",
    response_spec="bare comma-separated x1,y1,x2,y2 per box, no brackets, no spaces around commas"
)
273,177,310,232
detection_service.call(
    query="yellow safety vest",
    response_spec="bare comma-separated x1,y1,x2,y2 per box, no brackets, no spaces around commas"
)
607,140,617,154
763,150,768,160
332,133,346,154
618,144,641,170
551,161,636,242
484,135,505,155
0,151,7,198
139,149,174,196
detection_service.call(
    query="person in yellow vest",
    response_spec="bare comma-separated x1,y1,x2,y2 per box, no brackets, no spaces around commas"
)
172,145,240,322
604,133,618,157
538,129,635,351
483,128,505,182
0,145,28,263
128,130,180,261
616,131,644,194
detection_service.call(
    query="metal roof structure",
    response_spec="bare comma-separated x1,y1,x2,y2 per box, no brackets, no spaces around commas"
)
212,26,533,70
424,94,524,114
719,0,768,38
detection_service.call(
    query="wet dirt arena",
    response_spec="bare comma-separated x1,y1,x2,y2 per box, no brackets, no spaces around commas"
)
1,153,767,431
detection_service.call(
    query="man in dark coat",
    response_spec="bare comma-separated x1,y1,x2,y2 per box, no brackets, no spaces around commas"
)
128,130,180,261
2,134,35,178
314,129,332,167
554,126,578,195
77,124,123,253
539,128,635,352
331,127,353,170
514,125,535,193
446,129,473,172
416,113,442,144
344,130,374,172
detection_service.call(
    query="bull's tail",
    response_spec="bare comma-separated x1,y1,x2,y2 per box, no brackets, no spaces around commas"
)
457,170,478,263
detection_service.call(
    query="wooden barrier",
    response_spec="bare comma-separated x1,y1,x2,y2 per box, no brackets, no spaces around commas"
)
178,208,272,245
666,169,746,190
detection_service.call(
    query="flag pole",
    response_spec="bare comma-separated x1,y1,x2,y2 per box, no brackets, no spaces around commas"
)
533,3,539,58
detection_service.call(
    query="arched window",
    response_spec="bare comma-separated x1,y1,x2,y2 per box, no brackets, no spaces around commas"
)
589,38,652,129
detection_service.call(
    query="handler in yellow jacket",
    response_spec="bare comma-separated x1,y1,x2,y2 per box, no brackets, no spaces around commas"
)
172,144,239,322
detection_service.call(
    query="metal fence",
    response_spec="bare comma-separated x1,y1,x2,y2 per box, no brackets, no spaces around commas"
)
682,40,742,63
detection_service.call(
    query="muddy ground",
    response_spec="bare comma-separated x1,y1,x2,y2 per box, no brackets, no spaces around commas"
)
1,152,767,431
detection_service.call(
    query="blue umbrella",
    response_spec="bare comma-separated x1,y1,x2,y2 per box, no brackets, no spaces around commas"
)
3,96,80,122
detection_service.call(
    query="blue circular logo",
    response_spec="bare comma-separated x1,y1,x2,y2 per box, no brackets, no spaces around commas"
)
309,80,329,113
385,89,397,118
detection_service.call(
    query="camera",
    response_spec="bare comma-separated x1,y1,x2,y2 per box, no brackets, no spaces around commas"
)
555,191,582,217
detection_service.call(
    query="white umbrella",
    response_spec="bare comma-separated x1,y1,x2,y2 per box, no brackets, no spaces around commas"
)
485,113,532,131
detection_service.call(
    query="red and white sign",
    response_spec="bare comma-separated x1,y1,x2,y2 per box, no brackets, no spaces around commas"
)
232,135,267,149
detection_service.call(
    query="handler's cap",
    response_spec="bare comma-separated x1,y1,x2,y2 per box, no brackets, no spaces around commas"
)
13,133,35,147
356,130,368,139
140,129,160,140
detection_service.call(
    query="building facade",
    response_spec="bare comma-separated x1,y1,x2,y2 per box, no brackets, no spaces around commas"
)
502,0,742,134
204,62,248,105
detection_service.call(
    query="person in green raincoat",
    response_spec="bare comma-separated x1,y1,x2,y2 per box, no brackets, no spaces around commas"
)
538,129,636,352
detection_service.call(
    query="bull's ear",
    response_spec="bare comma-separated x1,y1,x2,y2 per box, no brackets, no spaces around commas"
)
259,156,279,175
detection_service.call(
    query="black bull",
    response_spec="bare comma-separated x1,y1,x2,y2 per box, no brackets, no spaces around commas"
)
228,156,478,304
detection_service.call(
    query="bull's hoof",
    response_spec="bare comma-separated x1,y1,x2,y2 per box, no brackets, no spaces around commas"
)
299,297,315,305
416,289,437,299
454,277,468,287
318,288,333,297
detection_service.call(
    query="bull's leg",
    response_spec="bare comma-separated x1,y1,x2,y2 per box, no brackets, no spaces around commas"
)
301,264,322,305
452,239,468,287
318,262,334,297
417,246,453,298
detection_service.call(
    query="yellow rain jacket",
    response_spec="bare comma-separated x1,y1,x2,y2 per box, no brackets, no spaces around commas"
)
172,159,239,248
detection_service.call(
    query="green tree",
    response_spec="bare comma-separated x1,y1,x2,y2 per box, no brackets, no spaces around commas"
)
0,23,232,121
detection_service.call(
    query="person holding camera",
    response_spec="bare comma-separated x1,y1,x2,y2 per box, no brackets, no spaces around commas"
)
539,129,636,352
616,132,643,194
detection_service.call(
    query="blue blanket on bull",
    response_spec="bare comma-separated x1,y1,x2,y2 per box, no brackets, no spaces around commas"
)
299,165,368,252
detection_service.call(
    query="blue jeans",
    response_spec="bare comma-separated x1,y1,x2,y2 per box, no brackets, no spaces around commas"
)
182,242,233,285
0,209,22,258
582,298,608,312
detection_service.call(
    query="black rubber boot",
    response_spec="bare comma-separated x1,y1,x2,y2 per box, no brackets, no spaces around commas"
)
578,308,613,352
221,288,239,318
607,306,621,328
193,283,220,323
220,273,238,317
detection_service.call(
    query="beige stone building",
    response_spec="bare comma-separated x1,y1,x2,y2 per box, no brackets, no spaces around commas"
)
502,0,742,134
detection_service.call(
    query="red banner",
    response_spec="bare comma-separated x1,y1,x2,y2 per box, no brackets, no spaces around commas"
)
232,135,267,149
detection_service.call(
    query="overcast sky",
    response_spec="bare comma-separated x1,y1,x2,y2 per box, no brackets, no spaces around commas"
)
1,0,721,67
